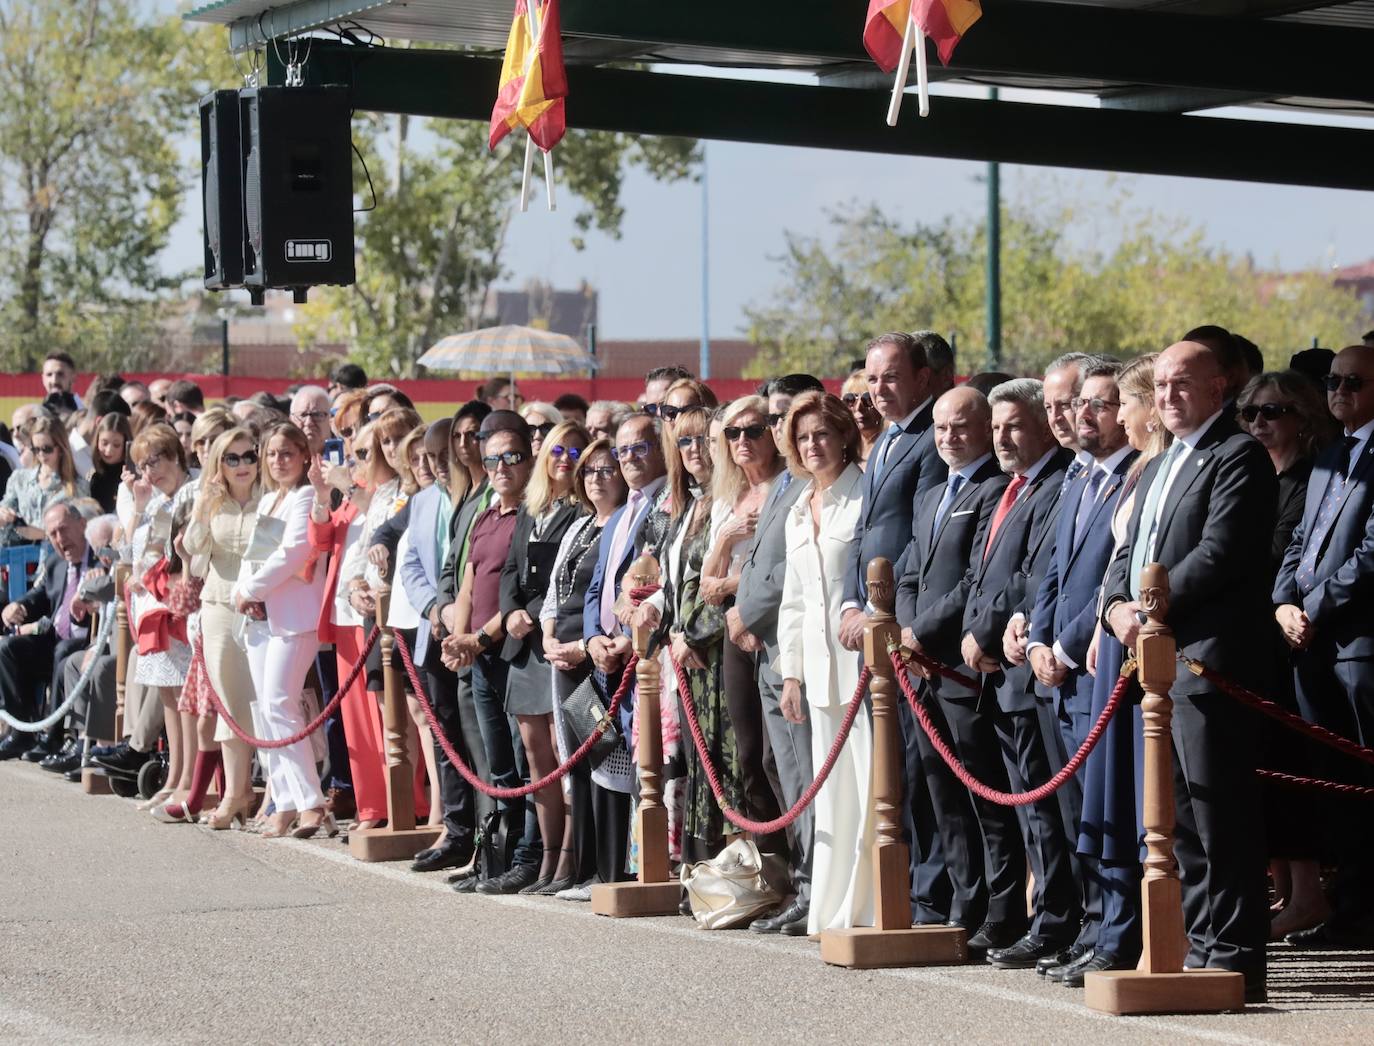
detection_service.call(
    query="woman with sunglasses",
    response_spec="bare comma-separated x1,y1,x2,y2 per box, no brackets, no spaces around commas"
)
520,402,564,458
658,378,719,435
330,388,369,461
841,369,883,467
1236,370,1336,940
702,396,786,852
234,423,331,837
497,419,589,893
0,416,86,544
540,437,630,896
181,426,262,829
88,413,132,513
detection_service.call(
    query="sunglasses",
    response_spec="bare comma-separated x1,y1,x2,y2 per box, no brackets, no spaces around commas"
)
724,424,767,442
335,425,355,439
365,412,382,424
1071,397,1122,414
841,392,872,408
223,449,260,468
611,441,653,461
31,443,58,456
643,403,662,417
583,465,619,480
293,410,329,423
528,422,555,439
138,453,165,471
483,450,529,469
1326,374,1367,393
676,434,707,451
1240,403,1295,423
550,444,581,461
766,412,787,427
354,447,370,462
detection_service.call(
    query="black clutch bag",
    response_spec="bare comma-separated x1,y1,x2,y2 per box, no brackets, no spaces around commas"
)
559,673,624,769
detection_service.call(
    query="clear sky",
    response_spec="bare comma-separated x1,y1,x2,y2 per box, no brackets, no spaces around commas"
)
164,45,1374,342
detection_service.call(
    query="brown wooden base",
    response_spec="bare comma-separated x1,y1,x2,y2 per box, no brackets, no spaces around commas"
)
590,880,682,918
820,925,969,969
347,825,442,863
1085,969,1246,1015
81,768,112,795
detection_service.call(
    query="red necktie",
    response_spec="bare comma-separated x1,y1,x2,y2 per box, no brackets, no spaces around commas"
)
983,475,1027,560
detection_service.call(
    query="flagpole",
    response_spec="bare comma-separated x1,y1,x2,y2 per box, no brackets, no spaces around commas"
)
885,15,917,126
519,136,535,212
913,26,930,117
543,148,556,211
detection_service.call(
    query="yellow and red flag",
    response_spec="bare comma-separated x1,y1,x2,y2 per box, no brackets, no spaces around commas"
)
489,0,567,152
864,0,982,68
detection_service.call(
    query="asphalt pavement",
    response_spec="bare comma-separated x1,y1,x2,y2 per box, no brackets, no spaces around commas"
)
2,762,1371,1045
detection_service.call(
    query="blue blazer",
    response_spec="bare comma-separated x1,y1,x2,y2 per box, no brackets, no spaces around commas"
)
843,399,947,607
582,488,661,645
399,484,447,665
1028,452,1137,718
1274,435,1374,659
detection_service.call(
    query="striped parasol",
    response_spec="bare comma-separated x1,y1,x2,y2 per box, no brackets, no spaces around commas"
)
417,324,597,377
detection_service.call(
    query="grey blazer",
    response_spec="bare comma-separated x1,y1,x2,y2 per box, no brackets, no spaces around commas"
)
736,470,808,684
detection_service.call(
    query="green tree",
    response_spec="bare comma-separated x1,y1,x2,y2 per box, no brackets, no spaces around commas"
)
744,191,1366,378
0,2,232,369
294,113,698,378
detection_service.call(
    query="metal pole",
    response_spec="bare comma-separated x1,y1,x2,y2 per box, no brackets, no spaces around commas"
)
221,316,230,378
699,144,711,381
587,322,598,399
985,88,1002,370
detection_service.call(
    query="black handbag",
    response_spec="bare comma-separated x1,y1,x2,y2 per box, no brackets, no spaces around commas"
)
559,673,625,770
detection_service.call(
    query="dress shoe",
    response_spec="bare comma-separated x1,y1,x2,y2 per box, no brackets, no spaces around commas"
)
965,921,1025,954
517,874,554,895
93,742,151,776
411,845,474,874
779,905,811,937
475,863,540,895
537,876,577,896
1037,942,1088,976
63,766,85,783
39,747,82,775
1058,951,1130,988
20,737,60,763
1286,920,1374,950
751,900,804,935
447,867,478,885
1047,946,1103,982
0,733,36,760
557,877,600,902
987,933,1072,969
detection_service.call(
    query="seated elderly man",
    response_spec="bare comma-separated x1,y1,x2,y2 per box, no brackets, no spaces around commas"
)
0,501,98,760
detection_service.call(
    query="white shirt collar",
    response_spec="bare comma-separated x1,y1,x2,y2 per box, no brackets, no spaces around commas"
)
1346,418,1374,443
1018,447,1060,486
1173,408,1225,451
889,397,932,434
950,451,992,483
1074,448,1093,467
1093,444,1134,477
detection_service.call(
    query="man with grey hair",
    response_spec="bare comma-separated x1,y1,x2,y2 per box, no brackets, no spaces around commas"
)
955,376,1078,965
290,385,333,455
584,400,628,443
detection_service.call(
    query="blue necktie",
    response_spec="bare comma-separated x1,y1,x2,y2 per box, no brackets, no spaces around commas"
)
870,424,902,484
1296,436,1360,592
1072,467,1106,548
931,474,966,541
1060,458,1086,497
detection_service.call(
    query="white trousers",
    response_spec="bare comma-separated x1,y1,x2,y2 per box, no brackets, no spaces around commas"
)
807,703,876,934
245,628,324,814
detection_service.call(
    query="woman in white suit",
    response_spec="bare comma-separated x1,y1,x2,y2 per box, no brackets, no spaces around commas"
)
233,422,329,838
776,391,874,934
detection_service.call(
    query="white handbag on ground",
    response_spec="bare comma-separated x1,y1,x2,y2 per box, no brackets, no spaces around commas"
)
680,838,785,930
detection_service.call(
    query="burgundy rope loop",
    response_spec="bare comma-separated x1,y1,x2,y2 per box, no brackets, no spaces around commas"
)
1186,657,1374,769
902,647,982,691
205,625,381,749
394,631,634,799
891,650,1128,807
672,654,872,835
1257,769,1374,800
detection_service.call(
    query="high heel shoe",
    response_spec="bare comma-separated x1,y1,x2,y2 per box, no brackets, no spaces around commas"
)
291,808,338,840
260,811,298,838
137,788,174,812
206,795,255,831
151,800,199,824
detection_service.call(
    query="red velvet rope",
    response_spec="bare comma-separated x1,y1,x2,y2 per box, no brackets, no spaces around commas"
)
204,625,380,749
892,650,1129,806
1182,655,1374,769
904,646,982,691
672,654,872,836
394,631,635,800
1257,768,1374,800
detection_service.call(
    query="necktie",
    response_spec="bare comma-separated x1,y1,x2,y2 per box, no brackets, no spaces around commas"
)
1060,458,1086,497
1072,467,1106,548
870,424,902,483
931,473,967,540
1129,441,1184,596
1295,435,1361,592
983,475,1028,560
55,562,82,641
600,488,643,633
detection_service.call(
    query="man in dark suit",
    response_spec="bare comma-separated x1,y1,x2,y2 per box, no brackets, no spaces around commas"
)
839,331,950,923
1020,360,1138,982
1103,341,1276,1001
733,373,825,935
896,386,1009,941
1274,342,1374,945
0,501,96,760
955,379,1074,964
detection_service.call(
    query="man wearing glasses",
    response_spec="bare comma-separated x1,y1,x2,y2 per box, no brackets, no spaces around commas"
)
584,413,667,732
289,385,333,456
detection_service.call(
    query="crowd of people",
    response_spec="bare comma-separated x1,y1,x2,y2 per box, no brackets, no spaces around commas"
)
2,331,1372,1003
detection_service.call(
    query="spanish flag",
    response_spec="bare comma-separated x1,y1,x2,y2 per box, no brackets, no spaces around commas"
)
864,0,982,69
489,0,567,152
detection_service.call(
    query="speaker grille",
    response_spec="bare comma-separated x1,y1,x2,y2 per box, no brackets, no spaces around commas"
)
244,144,262,261
204,159,221,266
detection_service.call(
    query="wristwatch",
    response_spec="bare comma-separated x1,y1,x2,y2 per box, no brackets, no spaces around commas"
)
476,629,495,651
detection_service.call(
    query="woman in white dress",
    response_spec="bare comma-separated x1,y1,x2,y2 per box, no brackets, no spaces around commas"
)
776,391,874,935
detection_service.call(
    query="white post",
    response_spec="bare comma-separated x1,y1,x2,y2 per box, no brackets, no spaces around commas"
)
913,26,931,118
885,15,918,127
519,136,535,212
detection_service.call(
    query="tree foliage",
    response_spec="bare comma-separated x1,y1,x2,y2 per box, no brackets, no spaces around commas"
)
295,113,698,378
0,1,232,369
744,189,1368,379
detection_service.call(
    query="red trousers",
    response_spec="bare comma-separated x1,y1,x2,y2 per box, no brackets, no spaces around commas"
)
335,626,387,822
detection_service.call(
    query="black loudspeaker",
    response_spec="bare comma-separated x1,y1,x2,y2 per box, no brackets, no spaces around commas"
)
238,85,355,305
200,89,244,290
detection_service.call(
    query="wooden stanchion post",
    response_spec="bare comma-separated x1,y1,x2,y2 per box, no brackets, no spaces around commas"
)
84,563,131,796
350,591,441,861
1086,564,1244,1013
592,551,682,917
822,558,967,968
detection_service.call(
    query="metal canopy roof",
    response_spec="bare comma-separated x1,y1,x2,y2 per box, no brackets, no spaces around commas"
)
185,0,1374,188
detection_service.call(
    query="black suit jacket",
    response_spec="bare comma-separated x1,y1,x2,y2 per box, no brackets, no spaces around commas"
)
961,448,1073,712
1103,414,1278,696
20,545,98,639
498,502,581,662
896,456,1009,698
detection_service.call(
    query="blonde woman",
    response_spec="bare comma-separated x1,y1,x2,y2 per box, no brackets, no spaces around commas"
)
0,416,87,542
181,427,262,829
840,369,882,467
234,423,330,838
521,402,564,457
